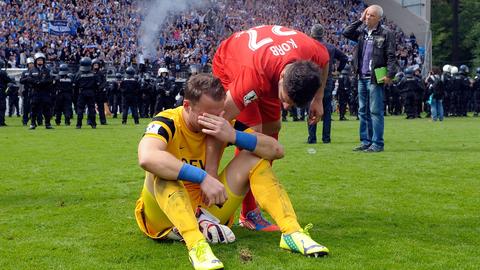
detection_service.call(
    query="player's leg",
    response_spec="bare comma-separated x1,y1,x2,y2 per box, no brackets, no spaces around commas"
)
248,159,330,257
235,102,279,231
136,175,223,270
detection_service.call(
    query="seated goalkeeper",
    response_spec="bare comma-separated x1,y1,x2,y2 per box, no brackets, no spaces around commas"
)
135,73,329,270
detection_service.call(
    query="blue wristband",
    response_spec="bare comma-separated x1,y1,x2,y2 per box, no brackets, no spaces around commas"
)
177,163,207,183
235,130,257,152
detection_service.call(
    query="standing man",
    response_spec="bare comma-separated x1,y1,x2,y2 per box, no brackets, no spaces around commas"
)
73,57,100,129
307,24,348,144
343,5,396,152
337,66,352,121
474,68,480,117
27,53,54,130
0,59,13,127
92,59,108,125
19,57,35,126
210,25,330,231
6,82,20,117
119,67,140,125
54,64,74,126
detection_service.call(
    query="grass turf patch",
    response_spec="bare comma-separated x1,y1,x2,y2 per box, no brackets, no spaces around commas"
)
0,115,479,269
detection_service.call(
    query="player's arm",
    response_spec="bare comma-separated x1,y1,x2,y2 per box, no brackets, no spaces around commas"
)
199,112,284,160
138,136,227,206
204,91,240,177
308,62,329,124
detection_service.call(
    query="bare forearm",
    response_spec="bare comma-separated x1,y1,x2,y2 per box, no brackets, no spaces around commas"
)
205,135,225,176
251,134,284,160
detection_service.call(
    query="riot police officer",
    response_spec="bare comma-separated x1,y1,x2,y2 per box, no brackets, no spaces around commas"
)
140,72,155,118
73,57,100,129
92,59,107,125
6,82,20,117
154,67,174,114
390,72,404,115
54,64,73,125
119,67,140,124
108,73,122,118
19,57,35,126
27,52,54,129
458,65,471,116
451,66,470,117
474,68,480,117
0,59,13,126
337,66,351,120
398,68,423,119
441,65,453,117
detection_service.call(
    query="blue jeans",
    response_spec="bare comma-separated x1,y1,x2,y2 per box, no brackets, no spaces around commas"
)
358,79,384,148
308,80,333,143
430,98,444,121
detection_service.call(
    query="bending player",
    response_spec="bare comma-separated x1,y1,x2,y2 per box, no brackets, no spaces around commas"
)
135,74,329,270
208,25,330,231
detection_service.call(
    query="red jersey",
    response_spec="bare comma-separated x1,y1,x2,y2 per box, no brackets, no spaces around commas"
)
213,25,329,111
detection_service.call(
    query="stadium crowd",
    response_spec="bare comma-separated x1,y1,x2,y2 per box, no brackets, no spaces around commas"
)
1,0,479,128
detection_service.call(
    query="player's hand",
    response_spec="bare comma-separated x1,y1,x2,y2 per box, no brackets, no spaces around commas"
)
308,98,323,125
200,174,228,207
360,9,367,22
383,76,392,85
198,112,236,144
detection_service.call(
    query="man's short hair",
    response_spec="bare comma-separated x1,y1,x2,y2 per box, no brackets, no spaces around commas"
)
369,5,384,17
185,73,225,104
310,24,324,41
283,61,321,107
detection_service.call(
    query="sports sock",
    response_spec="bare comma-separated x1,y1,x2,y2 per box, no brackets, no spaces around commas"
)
153,179,204,250
249,159,301,234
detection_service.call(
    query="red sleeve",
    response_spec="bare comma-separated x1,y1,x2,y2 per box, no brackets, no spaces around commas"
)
229,66,267,111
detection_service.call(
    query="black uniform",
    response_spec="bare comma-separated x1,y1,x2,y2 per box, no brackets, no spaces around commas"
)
119,77,140,124
6,83,20,117
441,73,453,116
28,66,54,128
154,75,174,114
398,75,424,119
451,74,470,116
54,75,74,125
73,71,100,128
20,69,35,125
337,72,351,120
140,75,155,118
0,70,12,126
348,76,359,118
93,70,107,124
107,79,121,118
474,74,480,116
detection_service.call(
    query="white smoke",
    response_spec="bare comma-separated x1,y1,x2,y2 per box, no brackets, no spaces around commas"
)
139,0,204,60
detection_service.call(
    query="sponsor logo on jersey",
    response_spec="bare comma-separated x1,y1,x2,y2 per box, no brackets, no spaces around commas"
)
145,123,161,134
243,90,258,106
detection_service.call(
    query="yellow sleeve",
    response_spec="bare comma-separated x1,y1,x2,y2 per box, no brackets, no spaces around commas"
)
144,115,176,144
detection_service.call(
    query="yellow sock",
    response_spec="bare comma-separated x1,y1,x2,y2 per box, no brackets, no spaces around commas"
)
153,178,204,250
249,159,301,234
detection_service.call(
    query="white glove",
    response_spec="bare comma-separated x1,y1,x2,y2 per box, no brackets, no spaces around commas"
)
196,208,235,244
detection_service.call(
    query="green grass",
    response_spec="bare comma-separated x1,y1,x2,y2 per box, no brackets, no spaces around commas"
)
1,114,479,269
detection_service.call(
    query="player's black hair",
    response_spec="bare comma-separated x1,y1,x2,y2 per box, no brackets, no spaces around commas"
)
185,73,225,104
283,61,321,107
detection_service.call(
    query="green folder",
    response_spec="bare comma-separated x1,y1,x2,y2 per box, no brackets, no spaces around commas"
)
374,67,387,84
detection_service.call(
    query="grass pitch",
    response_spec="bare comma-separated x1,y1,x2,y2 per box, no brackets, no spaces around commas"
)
1,114,479,269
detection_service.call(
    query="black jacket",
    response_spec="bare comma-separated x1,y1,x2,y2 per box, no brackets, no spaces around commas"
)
343,20,396,82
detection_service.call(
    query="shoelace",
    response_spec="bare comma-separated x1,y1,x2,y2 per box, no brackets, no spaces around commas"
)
195,241,208,261
301,223,313,236
249,211,271,227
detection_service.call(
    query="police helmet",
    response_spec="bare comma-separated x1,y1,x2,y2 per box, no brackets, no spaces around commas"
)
126,66,136,77
34,52,46,61
26,57,35,65
79,57,92,72
115,73,123,79
442,64,451,73
450,66,458,75
459,65,469,74
395,72,405,80
59,64,69,75
158,67,169,76
476,67,480,74
92,58,102,69
404,67,414,76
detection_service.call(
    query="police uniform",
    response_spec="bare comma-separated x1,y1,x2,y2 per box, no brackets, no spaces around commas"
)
93,63,107,125
73,57,100,128
0,60,13,126
28,53,54,129
6,83,20,117
54,65,73,125
120,67,140,124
